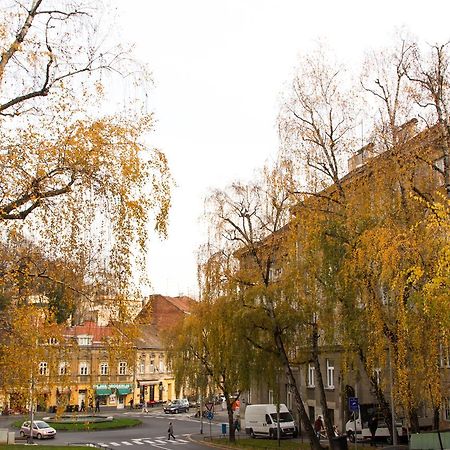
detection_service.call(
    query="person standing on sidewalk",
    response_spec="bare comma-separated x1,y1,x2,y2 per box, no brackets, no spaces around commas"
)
167,422,175,440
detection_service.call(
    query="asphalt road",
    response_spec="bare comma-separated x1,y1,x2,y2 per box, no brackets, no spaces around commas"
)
5,409,229,450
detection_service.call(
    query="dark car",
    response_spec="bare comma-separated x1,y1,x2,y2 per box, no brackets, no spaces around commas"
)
163,399,189,414
20,420,56,439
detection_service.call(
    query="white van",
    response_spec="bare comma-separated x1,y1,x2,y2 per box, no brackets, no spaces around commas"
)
244,404,297,439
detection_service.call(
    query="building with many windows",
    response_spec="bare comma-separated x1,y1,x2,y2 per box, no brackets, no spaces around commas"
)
239,122,449,434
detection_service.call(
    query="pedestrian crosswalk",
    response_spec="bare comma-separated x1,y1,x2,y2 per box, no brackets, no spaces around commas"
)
95,435,190,448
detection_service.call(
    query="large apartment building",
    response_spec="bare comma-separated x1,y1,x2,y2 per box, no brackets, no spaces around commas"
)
239,121,449,433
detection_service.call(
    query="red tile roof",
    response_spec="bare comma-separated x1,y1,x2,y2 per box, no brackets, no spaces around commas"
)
63,321,113,343
137,294,196,331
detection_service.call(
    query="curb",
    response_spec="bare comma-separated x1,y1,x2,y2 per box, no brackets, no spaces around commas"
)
187,434,236,449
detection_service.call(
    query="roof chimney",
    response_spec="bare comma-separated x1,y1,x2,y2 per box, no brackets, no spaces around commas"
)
348,142,375,172
394,118,418,145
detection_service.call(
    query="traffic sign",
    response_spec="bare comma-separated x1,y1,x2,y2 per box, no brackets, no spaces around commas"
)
205,402,214,412
206,411,214,421
348,397,359,412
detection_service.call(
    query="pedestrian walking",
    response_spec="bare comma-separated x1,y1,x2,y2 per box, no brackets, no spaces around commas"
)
80,400,85,412
129,398,134,410
95,398,100,413
314,415,324,438
142,401,149,413
368,415,378,446
167,422,175,440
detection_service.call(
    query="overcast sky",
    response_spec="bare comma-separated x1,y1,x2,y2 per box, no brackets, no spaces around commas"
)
110,0,450,298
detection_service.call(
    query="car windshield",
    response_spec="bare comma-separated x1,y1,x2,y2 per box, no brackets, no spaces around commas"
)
270,412,293,423
170,400,181,405
34,421,50,428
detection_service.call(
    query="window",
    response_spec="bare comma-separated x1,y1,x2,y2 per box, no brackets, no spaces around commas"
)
118,361,127,375
286,388,293,410
48,337,58,345
100,362,108,375
374,368,381,386
59,362,68,375
159,355,164,373
139,361,145,374
39,362,48,375
307,363,315,387
434,156,445,185
444,397,450,421
326,359,335,389
79,361,89,375
77,335,92,346
268,389,274,404
440,344,450,368
150,359,155,372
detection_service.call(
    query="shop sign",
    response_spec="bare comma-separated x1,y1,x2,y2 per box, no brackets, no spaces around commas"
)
94,384,131,389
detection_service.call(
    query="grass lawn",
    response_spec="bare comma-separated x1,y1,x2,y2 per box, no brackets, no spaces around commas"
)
11,417,141,431
210,437,367,449
210,438,311,449
0,447,91,450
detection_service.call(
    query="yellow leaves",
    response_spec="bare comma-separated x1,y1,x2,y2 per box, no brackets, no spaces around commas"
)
0,108,173,295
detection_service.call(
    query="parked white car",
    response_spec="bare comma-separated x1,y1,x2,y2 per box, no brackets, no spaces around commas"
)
20,420,56,439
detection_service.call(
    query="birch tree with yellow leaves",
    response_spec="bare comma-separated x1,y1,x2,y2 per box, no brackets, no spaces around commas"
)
280,39,450,438
0,0,172,402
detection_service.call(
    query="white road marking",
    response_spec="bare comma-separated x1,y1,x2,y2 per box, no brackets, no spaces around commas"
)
99,436,190,448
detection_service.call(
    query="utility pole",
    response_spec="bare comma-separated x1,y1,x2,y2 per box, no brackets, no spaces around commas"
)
388,346,397,446
28,375,35,444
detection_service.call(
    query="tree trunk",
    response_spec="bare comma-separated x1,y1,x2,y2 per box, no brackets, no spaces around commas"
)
312,322,335,449
433,406,440,430
226,400,236,442
409,407,420,433
273,330,324,450
360,350,399,444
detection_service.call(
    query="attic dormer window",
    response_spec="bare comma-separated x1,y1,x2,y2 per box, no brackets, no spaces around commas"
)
78,335,92,346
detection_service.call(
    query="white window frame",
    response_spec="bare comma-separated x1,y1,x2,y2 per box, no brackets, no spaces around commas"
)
100,362,109,375
59,362,68,375
118,361,127,375
326,359,335,389
440,344,450,368
307,363,315,387
39,361,48,375
374,368,382,386
268,389,274,404
79,361,89,375
444,397,450,421
78,335,92,346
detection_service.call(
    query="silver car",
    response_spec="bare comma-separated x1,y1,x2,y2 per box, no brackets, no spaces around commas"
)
20,420,56,439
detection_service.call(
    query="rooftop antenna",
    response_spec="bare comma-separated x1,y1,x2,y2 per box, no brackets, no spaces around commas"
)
361,119,364,147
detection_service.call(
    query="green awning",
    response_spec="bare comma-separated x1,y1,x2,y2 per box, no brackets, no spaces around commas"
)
117,387,130,395
95,388,112,396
